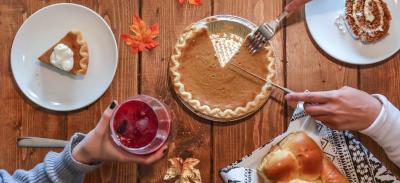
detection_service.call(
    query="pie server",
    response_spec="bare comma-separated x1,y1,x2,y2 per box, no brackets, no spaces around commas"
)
17,137,68,148
229,62,294,93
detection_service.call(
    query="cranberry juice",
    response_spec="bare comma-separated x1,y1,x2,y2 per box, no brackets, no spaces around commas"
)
113,100,158,148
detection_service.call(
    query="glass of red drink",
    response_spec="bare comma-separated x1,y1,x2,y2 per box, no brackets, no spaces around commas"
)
110,95,171,155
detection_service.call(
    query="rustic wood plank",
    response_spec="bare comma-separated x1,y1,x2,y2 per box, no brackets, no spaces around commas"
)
285,6,358,181
286,2,400,177
285,2,400,178
2,1,398,182
0,0,68,173
139,0,212,182
285,6,358,127
212,0,285,182
359,56,400,176
18,0,69,171
66,0,139,182
286,9,358,92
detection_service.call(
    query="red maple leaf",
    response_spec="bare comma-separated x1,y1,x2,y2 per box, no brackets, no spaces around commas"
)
178,0,202,6
122,15,159,53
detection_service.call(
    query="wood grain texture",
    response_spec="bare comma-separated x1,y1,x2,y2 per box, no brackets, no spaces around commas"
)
286,9,358,92
139,0,212,182
1,0,399,182
212,0,285,182
285,7,357,124
286,3,399,178
66,0,139,182
359,55,400,176
0,0,68,173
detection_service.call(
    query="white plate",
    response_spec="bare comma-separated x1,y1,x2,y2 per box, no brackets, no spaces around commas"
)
305,0,400,65
11,3,118,111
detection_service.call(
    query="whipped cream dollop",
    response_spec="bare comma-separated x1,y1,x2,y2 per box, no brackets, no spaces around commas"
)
50,43,74,71
335,13,347,33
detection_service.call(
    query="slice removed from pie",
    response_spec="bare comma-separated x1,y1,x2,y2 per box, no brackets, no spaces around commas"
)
38,30,89,75
170,26,275,120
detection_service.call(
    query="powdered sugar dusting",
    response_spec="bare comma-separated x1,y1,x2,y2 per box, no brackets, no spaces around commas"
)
209,33,243,67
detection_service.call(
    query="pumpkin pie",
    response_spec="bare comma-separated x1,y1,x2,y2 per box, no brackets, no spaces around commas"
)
170,27,275,120
38,30,89,75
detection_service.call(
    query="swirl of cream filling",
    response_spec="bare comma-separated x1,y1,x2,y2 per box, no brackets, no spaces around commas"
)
352,0,385,34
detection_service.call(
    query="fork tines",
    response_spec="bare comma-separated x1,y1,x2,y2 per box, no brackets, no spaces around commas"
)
247,11,288,54
247,29,270,54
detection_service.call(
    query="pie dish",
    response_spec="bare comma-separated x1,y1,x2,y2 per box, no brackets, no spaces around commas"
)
345,0,391,42
170,26,275,120
38,30,89,75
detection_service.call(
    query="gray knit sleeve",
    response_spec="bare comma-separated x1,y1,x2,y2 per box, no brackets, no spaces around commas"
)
0,133,100,183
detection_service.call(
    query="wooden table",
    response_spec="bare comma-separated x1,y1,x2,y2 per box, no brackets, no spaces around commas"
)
0,0,399,182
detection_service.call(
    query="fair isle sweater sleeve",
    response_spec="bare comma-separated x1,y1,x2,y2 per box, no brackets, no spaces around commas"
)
0,133,99,183
360,94,400,167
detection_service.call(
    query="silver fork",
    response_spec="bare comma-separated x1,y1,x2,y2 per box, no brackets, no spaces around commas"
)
247,11,289,54
247,0,310,54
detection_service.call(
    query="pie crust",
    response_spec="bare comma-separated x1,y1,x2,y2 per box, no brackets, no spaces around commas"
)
38,30,89,75
170,26,276,120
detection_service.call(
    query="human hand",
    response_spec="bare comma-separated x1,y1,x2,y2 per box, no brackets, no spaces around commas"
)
72,101,168,165
285,0,311,14
285,86,382,131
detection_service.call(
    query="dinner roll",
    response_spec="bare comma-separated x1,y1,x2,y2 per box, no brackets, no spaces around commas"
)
321,156,349,183
257,131,348,183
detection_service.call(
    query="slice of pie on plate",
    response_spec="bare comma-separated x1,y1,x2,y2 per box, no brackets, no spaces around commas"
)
170,26,275,120
38,30,89,75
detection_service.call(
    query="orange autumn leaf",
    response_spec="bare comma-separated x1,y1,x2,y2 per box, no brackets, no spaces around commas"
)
178,0,202,6
122,15,159,53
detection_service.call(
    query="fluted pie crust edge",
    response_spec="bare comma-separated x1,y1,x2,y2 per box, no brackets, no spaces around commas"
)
71,30,89,75
169,26,276,120
38,30,89,75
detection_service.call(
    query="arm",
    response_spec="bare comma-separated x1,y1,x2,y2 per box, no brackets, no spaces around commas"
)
0,133,98,183
285,86,400,167
360,94,400,166
285,0,311,14
0,100,167,183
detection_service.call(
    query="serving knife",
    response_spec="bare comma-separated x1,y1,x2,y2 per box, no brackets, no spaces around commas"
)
228,62,294,93
17,137,68,148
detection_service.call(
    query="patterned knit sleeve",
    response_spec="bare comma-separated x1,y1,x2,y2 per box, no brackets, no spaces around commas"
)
0,133,100,183
360,94,400,167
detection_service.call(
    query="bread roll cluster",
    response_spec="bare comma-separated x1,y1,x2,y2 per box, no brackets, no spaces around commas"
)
257,132,348,183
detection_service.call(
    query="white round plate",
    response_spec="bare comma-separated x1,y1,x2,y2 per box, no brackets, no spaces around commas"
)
305,0,400,65
11,3,118,111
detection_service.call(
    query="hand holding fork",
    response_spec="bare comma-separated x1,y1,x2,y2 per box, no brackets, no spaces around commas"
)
247,0,311,54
